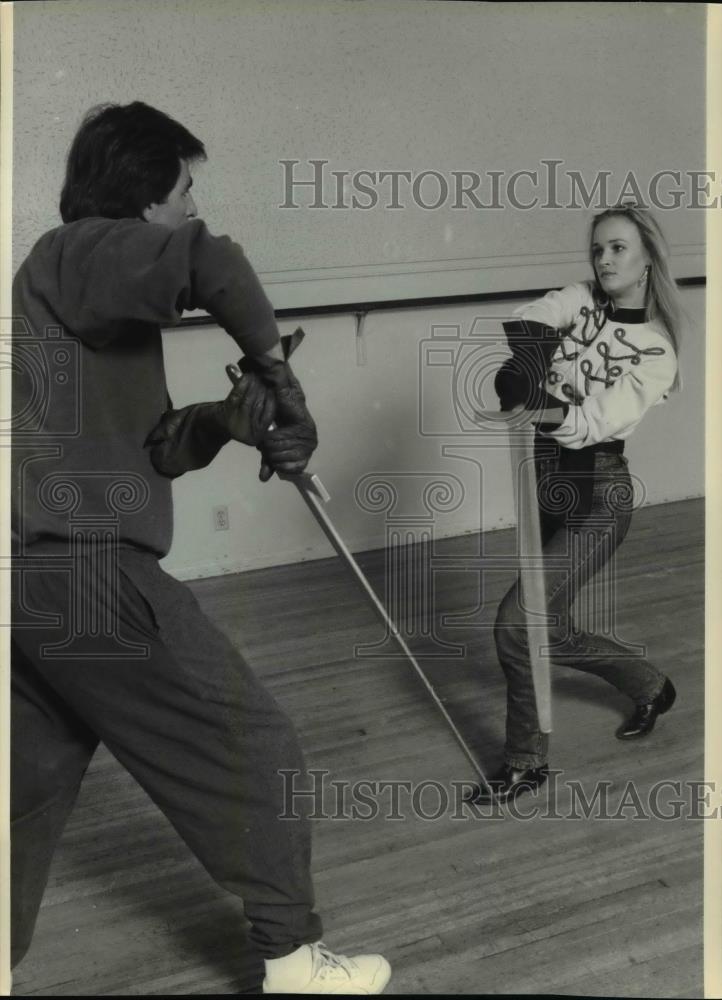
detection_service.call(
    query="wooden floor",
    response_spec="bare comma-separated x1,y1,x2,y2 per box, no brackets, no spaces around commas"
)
11,498,704,996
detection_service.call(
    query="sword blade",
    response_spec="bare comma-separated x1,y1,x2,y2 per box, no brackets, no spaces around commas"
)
280,472,488,782
507,426,553,734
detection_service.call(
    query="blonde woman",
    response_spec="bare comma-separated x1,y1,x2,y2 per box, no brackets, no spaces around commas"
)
471,204,682,803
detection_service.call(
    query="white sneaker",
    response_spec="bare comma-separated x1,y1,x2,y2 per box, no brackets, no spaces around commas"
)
262,941,391,994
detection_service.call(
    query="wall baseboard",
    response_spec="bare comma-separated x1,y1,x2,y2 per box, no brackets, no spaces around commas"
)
164,492,704,583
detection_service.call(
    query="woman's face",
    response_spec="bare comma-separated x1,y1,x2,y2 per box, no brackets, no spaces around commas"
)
591,215,650,306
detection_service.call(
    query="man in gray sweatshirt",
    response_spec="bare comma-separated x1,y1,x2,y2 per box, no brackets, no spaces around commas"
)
11,101,390,995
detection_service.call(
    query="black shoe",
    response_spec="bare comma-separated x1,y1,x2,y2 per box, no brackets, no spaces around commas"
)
464,764,549,804
615,678,676,740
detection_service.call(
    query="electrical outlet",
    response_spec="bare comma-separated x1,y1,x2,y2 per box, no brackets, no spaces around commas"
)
213,505,230,531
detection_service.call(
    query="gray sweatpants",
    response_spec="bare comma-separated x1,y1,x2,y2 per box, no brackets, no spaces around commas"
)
10,543,322,968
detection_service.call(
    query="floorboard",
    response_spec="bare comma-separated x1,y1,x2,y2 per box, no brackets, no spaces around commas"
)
11,497,705,996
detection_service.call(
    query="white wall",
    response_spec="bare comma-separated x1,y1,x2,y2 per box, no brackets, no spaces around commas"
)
160,285,705,579
9,0,706,580
12,0,705,303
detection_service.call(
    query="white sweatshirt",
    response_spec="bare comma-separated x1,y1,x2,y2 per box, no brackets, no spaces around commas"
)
515,282,677,449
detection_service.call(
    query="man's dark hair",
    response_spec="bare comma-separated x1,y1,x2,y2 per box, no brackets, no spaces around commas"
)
59,101,206,223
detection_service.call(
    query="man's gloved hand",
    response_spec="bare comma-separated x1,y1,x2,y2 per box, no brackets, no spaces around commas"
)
256,366,318,481
146,372,276,479
235,328,319,481
259,423,318,481
220,368,276,446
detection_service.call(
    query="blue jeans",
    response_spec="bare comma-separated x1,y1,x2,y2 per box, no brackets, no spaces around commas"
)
494,450,667,769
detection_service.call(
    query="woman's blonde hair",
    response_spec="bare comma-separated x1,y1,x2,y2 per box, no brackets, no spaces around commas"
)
589,203,683,388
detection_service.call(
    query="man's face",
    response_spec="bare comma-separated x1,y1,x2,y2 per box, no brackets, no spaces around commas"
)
143,159,197,229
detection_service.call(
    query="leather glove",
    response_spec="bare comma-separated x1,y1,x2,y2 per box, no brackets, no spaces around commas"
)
257,366,318,481
494,358,568,426
502,318,561,367
220,369,276,446
494,355,538,412
146,370,277,480
145,402,231,479
496,319,561,411
259,419,318,480
235,328,318,481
